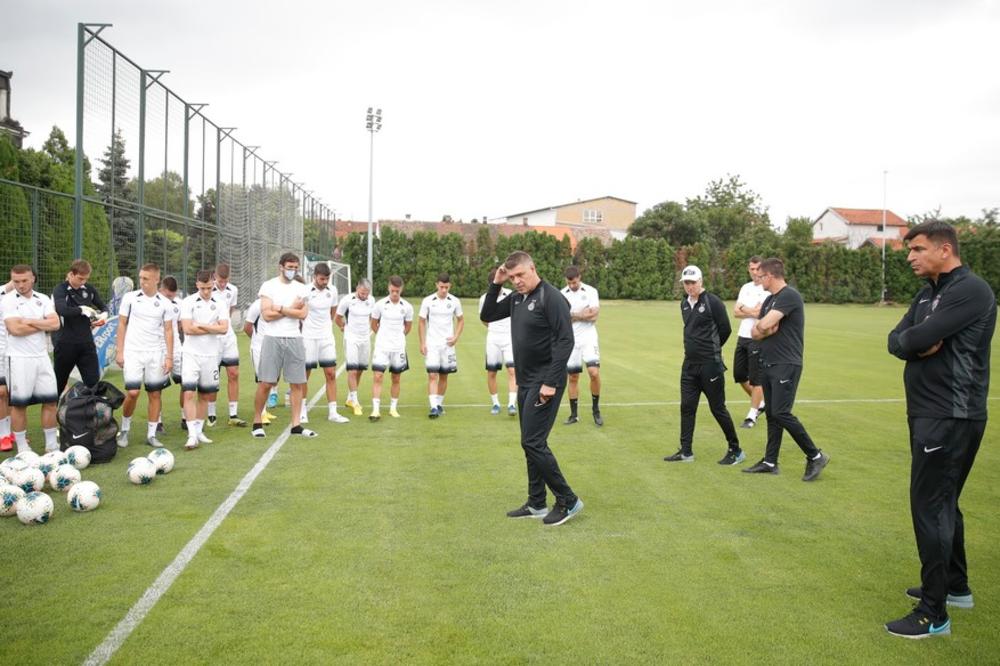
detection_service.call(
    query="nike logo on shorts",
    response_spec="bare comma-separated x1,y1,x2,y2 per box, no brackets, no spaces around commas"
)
709,376,719,382
919,298,930,303
779,379,791,384
72,432,88,440
923,445,943,453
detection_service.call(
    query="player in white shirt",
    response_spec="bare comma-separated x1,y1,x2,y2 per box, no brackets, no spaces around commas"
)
178,270,230,450
369,275,413,420
335,278,375,416
2,265,61,453
252,253,316,438
242,298,277,425
115,263,175,448
561,266,603,426
732,256,767,428
206,263,246,427
158,276,185,435
302,263,349,424
479,267,517,416
418,272,464,418
0,279,13,452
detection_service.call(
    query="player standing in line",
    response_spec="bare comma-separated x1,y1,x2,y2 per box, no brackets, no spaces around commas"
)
302,263,349,424
207,263,246,427
561,265,603,426
0,279,12,452
419,273,464,418
2,265,61,453
335,278,375,417
179,270,229,450
369,276,413,421
732,256,767,428
242,298,276,425
115,263,174,449
478,268,517,416
158,276,185,433
51,259,108,395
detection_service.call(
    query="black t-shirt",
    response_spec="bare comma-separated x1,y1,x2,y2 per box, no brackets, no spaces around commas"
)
758,285,805,366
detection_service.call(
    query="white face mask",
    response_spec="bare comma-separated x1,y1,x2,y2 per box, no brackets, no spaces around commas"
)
283,269,297,281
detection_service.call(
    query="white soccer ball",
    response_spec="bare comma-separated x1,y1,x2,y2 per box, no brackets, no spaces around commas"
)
17,491,54,525
127,457,156,485
64,445,92,470
67,480,102,512
14,450,41,468
0,458,28,482
38,451,68,476
147,448,175,475
0,483,26,517
11,466,45,493
49,464,82,492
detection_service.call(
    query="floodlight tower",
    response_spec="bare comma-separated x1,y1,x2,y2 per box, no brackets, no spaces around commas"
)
365,107,382,283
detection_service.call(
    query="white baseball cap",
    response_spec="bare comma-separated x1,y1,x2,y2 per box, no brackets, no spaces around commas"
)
679,265,703,282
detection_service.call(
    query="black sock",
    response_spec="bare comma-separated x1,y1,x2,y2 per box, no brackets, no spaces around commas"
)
291,425,303,434
592,394,600,411
569,398,578,416
252,422,262,430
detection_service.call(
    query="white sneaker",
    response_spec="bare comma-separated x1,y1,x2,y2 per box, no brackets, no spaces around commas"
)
117,430,129,448
328,412,350,423
251,427,266,438
197,432,213,444
184,438,199,450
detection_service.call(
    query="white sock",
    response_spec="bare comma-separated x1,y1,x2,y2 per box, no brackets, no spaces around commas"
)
434,394,444,408
490,393,500,407
181,409,186,421
121,416,132,432
147,421,158,439
372,398,381,412
44,427,58,449
390,398,398,409
328,401,338,415
0,416,10,437
429,395,436,408
349,391,358,403
229,401,239,417
746,408,757,420
192,419,203,437
207,402,217,417
508,392,517,407
14,430,28,453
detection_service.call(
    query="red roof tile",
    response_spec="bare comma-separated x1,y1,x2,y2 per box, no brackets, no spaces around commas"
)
831,208,907,227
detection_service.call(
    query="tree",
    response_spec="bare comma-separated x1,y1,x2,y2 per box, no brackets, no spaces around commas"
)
96,128,132,204
0,134,33,272
686,175,770,250
782,216,814,248
629,200,704,247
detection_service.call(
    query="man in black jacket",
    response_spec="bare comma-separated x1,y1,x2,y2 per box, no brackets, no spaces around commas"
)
884,221,996,640
52,259,109,395
664,265,743,465
480,251,584,527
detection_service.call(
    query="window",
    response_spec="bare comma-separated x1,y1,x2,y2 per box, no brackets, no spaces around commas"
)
583,208,603,224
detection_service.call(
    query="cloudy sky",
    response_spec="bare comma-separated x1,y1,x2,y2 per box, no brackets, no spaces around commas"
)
5,0,999,226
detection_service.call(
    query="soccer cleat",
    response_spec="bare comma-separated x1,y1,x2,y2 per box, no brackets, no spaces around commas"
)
564,415,579,425
743,460,779,474
346,400,363,416
389,408,401,418
543,498,584,526
802,451,830,482
291,427,318,438
206,415,217,427
0,435,14,452
116,431,129,448
184,438,199,450
508,405,517,416
506,502,548,519
251,426,266,438
369,411,381,422
156,422,165,434
663,450,695,463
261,412,273,426
740,418,756,429
428,406,441,419
228,416,248,427
885,609,951,639
180,419,188,432
593,411,604,426
197,432,213,444
329,412,350,423
718,450,746,465
266,392,279,409
146,436,165,449
906,587,974,609
491,404,501,415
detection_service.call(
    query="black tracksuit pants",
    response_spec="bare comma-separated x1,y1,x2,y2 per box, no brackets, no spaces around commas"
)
908,416,985,618
679,361,739,455
761,363,819,464
517,384,577,509
54,338,101,395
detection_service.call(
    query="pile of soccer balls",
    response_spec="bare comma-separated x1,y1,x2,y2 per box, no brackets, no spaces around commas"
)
128,448,174,485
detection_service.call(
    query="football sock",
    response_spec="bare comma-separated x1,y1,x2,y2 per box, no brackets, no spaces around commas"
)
207,402,217,417
491,394,500,407
592,394,600,411
746,408,757,420
147,421,158,439
14,430,28,453
0,416,10,437
390,398,399,409
569,399,578,417
328,401,338,415
508,392,517,407
44,427,58,449
372,398,381,412
229,401,239,418
121,416,132,432
348,391,358,403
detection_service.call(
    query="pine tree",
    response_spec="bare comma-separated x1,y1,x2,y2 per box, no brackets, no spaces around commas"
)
96,128,131,204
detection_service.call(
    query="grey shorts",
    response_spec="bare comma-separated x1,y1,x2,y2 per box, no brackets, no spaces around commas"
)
258,336,307,385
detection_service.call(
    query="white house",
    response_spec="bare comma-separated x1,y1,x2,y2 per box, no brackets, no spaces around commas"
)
812,207,907,249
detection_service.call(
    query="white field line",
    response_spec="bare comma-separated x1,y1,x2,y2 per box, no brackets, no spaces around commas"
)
83,375,337,666
395,397,1000,409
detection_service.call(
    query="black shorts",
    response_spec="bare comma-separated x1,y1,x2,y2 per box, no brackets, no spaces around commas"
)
733,337,760,386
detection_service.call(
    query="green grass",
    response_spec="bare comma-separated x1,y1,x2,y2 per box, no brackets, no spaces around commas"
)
2,300,999,664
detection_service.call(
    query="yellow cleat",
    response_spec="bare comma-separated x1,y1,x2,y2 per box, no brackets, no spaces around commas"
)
389,408,400,418
352,402,363,416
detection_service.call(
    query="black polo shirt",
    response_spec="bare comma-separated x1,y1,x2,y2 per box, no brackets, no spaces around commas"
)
758,285,805,366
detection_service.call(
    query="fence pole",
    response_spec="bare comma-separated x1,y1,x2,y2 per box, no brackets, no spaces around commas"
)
137,70,147,269
73,23,85,259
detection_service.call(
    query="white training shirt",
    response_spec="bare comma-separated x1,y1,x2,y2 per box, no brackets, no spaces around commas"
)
561,282,600,339
478,289,513,339
0,294,7,355
180,293,228,356
735,280,768,339
1,290,55,358
302,284,339,340
213,282,239,332
372,296,413,352
336,292,376,340
119,289,172,355
419,293,464,346
165,295,182,357
245,298,263,357
257,277,310,338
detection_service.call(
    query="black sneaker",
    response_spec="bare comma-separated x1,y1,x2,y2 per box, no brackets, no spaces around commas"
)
739,418,756,429
543,498,584,526
905,587,974,609
564,415,579,425
506,503,548,519
743,459,779,474
180,419,188,432
717,450,746,465
207,415,217,427
802,451,830,481
885,609,951,639
663,450,694,463
156,422,165,434
593,411,604,426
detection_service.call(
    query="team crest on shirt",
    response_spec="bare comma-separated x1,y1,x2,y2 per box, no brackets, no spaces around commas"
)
698,305,705,313
210,304,216,311
446,302,453,310
527,301,535,311
154,300,160,307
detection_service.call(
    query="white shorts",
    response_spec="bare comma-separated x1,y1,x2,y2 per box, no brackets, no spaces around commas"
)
485,336,514,371
181,352,220,394
425,343,457,375
124,349,170,392
304,336,337,369
219,328,240,367
372,348,409,374
0,347,6,385
171,353,183,385
344,336,370,371
567,334,600,374
251,342,262,377
6,355,58,406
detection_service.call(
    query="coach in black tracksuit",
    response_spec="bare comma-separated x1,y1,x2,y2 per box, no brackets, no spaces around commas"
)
883,221,996,639
664,265,742,464
480,251,583,527
52,260,108,395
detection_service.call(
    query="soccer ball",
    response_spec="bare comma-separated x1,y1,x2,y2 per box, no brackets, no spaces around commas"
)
11,466,45,493
64,445,92,470
0,483,26,517
49,464,82,492
127,457,156,485
67,481,102,512
14,450,41,468
17,491,54,525
0,458,28,482
147,448,175,475
38,451,68,476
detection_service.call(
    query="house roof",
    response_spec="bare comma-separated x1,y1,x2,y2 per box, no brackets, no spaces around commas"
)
819,207,907,227
503,196,637,219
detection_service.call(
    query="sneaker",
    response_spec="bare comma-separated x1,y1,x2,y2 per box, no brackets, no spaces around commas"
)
184,438,199,450
491,404,501,415
291,427,318,438
197,432,213,444
506,502,548,519
802,451,830,482
329,412,350,423
743,459,779,474
207,415,217,427
251,426,266,438
564,415,579,425
369,411,381,422
180,419,188,432
0,435,13,452
593,411,604,426
428,406,441,419
146,436,165,448
261,412,273,426
228,416,248,427
507,405,517,416
389,408,401,418
347,400,363,416
905,587,974,609
663,450,695,463
156,422,165,434
740,418,756,429
718,450,746,465
266,392,279,409
543,498,584,526
885,609,951,639
116,431,129,448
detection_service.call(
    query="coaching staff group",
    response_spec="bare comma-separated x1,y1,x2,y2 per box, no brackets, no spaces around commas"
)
480,251,584,527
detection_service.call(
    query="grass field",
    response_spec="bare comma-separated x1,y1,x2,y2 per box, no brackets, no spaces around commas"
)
3,300,999,665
